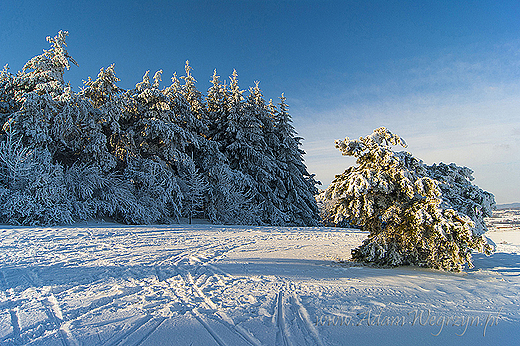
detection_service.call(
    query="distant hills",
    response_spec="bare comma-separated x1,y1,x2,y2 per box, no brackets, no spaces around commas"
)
497,202,520,210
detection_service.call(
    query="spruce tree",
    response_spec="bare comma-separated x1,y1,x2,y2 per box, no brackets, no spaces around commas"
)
324,127,494,271
272,94,320,226
0,30,321,226
244,83,287,225
206,70,227,142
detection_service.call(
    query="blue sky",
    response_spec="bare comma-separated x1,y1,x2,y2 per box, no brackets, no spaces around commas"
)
1,0,520,203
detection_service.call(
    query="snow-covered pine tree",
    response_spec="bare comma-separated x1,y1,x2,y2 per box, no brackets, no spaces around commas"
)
223,70,264,171
0,31,123,225
164,70,208,147
324,127,493,271
128,69,197,164
0,65,18,127
0,120,36,191
208,70,265,223
8,31,111,171
0,120,72,225
245,84,293,225
180,157,208,224
81,64,128,168
426,162,495,237
82,64,122,108
180,61,206,123
1,30,321,226
204,162,261,225
112,69,199,222
206,70,228,143
20,30,78,94
271,94,320,226
208,75,320,226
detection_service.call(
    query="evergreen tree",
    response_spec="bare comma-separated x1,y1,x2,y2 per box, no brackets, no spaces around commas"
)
0,30,321,226
81,64,128,167
223,70,263,171
180,157,208,224
244,84,288,224
204,163,261,225
272,94,320,226
180,61,206,122
206,70,228,142
324,127,494,271
20,30,78,91
426,162,495,236
0,65,19,127
0,121,71,225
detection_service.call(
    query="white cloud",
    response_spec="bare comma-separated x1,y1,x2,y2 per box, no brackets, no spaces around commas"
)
293,46,520,203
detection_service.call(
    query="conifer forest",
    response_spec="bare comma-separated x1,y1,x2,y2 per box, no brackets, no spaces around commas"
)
0,31,319,227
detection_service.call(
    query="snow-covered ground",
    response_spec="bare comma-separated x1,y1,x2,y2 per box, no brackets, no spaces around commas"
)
1,211,519,346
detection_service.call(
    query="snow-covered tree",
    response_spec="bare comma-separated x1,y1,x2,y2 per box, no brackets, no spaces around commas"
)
82,64,122,108
20,30,77,95
0,30,321,227
206,70,228,142
204,163,261,225
0,121,72,225
324,127,494,271
124,158,183,224
180,61,206,122
0,65,18,127
271,94,320,226
180,158,208,224
222,70,264,171
426,162,495,236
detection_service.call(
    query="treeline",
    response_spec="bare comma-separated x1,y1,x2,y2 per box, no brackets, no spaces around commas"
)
0,31,320,226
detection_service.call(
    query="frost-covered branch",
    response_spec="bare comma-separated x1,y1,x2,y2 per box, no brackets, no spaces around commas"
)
322,127,494,271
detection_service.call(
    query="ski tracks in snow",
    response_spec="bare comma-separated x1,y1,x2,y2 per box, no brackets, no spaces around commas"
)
100,315,166,346
274,284,325,346
42,292,79,346
155,243,265,346
0,226,328,346
91,237,263,346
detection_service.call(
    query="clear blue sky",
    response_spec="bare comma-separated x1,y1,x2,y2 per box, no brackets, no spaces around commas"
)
2,0,520,203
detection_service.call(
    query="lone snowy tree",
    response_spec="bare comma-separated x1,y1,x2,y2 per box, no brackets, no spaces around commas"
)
324,127,494,271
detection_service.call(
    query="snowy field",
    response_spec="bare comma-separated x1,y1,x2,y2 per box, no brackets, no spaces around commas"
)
1,211,519,346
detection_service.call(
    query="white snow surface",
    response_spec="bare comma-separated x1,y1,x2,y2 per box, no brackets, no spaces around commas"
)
1,212,519,346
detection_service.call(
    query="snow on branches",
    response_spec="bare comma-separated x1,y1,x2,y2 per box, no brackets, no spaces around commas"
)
324,127,495,271
0,31,320,226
